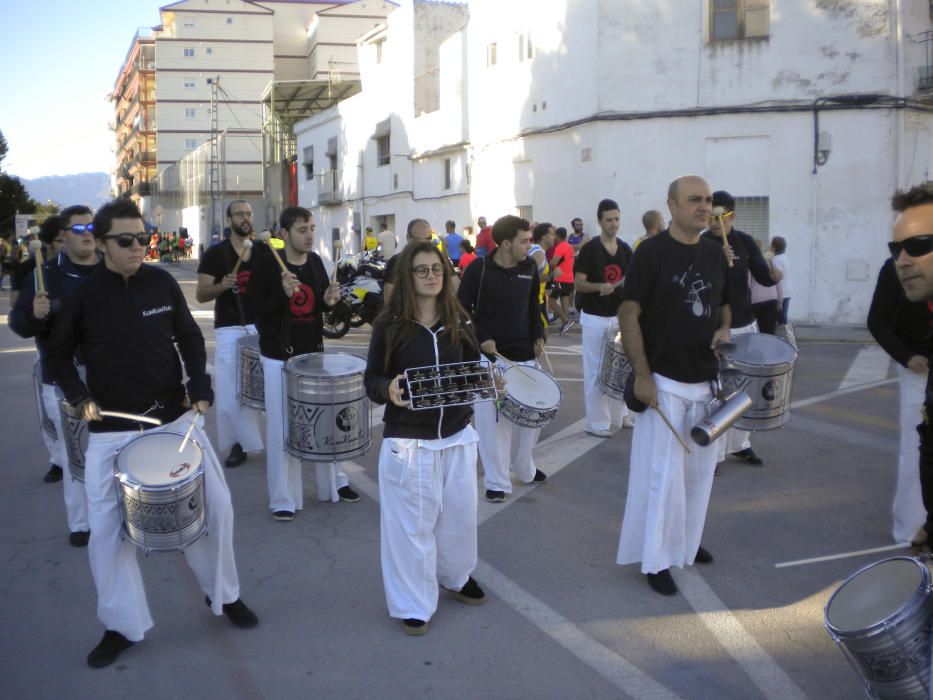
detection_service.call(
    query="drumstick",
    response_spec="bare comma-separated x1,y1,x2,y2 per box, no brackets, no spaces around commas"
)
540,345,554,374
493,352,537,380
653,405,692,454
712,206,733,269
332,240,342,283
178,416,198,453
28,240,46,294
231,238,253,275
99,410,163,426
257,230,289,274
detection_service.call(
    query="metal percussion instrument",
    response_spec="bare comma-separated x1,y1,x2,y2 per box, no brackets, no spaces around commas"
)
33,359,56,439
720,333,797,431
284,352,371,461
113,431,207,552
58,398,88,482
776,321,798,351
825,556,933,699
499,364,562,429
236,334,264,410
403,360,498,410
597,328,631,400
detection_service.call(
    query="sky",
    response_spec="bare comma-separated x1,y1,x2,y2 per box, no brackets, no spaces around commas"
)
0,1,166,180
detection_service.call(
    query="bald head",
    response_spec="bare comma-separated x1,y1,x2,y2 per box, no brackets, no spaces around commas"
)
667,176,712,238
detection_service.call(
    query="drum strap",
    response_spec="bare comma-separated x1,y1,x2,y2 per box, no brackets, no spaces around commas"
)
221,242,248,327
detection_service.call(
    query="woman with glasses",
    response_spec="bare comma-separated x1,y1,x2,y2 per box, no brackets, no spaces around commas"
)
364,241,488,635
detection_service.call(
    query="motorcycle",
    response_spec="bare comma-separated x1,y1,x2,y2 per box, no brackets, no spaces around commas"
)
321,251,386,339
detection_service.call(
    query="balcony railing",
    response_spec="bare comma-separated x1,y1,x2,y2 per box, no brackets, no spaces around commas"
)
315,170,341,205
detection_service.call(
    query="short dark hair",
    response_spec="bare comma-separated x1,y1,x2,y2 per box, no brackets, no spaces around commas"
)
379,222,387,230
445,219,456,231
226,199,250,218
460,239,474,253
92,199,143,238
642,210,664,231
407,218,430,238
771,236,787,254
280,206,312,232
59,204,93,229
555,227,567,240
571,218,582,226
532,222,553,242
712,190,736,212
491,215,531,246
38,216,62,245
892,184,933,212
596,199,620,221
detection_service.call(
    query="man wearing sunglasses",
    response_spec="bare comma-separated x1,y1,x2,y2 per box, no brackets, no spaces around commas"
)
196,200,264,468
46,199,258,669
889,184,933,553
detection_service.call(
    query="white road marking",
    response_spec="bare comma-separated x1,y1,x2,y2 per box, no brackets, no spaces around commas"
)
838,346,891,389
790,378,896,410
774,543,910,569
0,347,36,354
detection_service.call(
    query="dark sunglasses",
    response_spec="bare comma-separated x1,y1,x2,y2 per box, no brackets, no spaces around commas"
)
888,235,933,260
66,223,95,234
105,232,150,248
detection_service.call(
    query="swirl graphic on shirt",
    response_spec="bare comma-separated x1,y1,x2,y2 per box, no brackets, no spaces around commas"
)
289,282,317,321
235,270,251,295
604,264,623,286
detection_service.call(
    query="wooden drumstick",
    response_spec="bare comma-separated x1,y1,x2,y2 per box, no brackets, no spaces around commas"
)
178,415,198,453
257,230,289,274
232,238,253,275
28,240,46,294
332,240,342,283
712,206,733,269
493,351,537,380
653,405,692,454
540,345,554,374
99,410,163,426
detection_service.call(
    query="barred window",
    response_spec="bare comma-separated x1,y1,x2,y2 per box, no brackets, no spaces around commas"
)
711,0,769,42
733,196,770,249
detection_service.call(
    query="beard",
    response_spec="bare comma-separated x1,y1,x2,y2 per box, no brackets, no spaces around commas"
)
232,221,252,237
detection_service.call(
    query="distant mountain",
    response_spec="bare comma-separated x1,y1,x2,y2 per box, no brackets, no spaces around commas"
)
20,173,112,208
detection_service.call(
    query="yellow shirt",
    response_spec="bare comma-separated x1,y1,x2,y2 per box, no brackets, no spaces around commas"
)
364,235,379,251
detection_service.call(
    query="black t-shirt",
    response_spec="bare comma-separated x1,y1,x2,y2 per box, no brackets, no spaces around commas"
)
621,231,731,383
11,256,36,292
573,236,633,317
700,228,775,328
197,239,256,328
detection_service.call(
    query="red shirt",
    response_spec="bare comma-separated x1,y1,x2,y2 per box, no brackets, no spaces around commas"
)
459,251,477,270
475,227,496,255
551,240,575,283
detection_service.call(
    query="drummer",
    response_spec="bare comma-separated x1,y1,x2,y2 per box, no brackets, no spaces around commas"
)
195,200,264,468
45,199,258,668
457,214,548,503
245,206,360,521
573,199,634,437
9,207,97,545
364,241,487,634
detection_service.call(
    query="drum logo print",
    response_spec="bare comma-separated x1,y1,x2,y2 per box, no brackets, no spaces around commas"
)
289,283,317,322
604,264,623,288
336,406,358,433
235,270,251,294
762,379,782,402
170,462,192,478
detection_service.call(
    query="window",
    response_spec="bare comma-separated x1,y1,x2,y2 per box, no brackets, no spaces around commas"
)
517,205,533,222
184,108,197,119
206,47,213,55
183,16,195,28
226,17,233,25
376,135,390,166
185,138,197,149
518,32,533,62
184,78,195,89
486,43,497,67
710,0,769,41
302,146,314,181
183,47,195,57
733,196,770,248
443,159,452,190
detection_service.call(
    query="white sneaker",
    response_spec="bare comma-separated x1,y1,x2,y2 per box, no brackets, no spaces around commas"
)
621,414,635,429
585,428,613,438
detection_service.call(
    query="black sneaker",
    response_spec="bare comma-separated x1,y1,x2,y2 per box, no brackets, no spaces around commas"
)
273,510,295,522
43,464,63,483
224,443,247,468
87,630,134,668
532,469,548,483
695,546,714,564
730,448,764,466
453,577,486,605
69,530,90,548
485,489,506,503
402,618,428,636
646,569,678,596
337,485,360,503
205,596,259,629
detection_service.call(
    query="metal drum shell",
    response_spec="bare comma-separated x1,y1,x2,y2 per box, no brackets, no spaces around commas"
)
597,330,630,401
237,334,265,410
113,432,207,552
824,557,933,700
58,398,87,482
284,352,372,461
725,333,797,431
498,365,563,429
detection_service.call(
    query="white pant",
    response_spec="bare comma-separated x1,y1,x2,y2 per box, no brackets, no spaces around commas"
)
84,413,241,641
213,326,264,454
379,429,478,621
617,374,718,574
42,383,88,532
580,311,626,433
894,364,926,543
475,359,540,492
260,355,349,513
716,320,757,462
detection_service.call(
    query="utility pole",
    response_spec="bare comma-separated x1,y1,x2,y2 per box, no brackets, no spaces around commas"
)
209,75,220,239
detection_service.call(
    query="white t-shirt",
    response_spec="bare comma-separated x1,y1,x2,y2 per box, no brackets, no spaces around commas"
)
378,230,397,258
772,253,791,296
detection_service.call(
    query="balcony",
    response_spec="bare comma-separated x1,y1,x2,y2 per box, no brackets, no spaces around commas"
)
132,182,152,197
315,170,342,205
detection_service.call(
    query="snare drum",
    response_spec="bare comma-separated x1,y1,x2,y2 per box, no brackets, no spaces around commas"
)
58,399,87,482
825,556,933,699
237,334,264,409
284,352,371,461
33,360,56,439
722,333,797,431
499,364,562,429
597,329,630,400
113,432,207,551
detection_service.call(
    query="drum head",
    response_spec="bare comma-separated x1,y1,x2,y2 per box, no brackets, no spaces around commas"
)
826,558,926,633
116,432,203,486
732,333,797,366
286,351,366,377
504,365,562,408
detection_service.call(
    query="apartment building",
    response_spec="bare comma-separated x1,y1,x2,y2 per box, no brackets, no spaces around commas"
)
112,29,157,205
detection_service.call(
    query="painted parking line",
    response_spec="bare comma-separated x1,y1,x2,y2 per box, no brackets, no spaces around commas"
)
838,346,891,389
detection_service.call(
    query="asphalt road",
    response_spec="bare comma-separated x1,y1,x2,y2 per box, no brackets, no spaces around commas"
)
0,260,912,699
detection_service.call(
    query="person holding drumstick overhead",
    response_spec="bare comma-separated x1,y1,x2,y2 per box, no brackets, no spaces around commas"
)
364,241,488,635
245,206,360,522
45,199,258,669
616,176,731,596
457,214,549,503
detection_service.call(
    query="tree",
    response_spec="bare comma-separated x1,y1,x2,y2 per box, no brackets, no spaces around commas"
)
35,199,60,219
0,172,38,234
0,129,7,168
